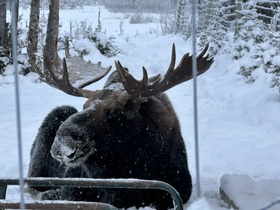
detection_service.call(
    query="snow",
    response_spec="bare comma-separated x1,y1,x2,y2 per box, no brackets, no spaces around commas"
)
1,5,280,210
221,174,280,210
272,55,280,66
73,39,91,54
94,32,109,46
187,198,212,210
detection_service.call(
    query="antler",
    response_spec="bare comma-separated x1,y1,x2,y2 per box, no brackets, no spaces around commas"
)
115,44,213,98
42,47,112,98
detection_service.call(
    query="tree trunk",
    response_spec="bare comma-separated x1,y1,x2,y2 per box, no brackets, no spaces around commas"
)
203,0,214,30
45,0,60,63
27,0,40,71
235,0,243,35
236,0,243,20
0,0,7,52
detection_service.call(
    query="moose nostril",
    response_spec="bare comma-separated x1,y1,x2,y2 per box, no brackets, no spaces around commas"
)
61,145,77,159
67,150,76,159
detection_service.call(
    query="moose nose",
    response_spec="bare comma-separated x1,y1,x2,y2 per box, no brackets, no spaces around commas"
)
52,136,78,161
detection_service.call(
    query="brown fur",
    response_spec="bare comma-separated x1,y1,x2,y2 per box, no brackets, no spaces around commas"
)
27,71,192,209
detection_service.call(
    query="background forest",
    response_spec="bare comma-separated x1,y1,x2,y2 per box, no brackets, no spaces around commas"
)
1,0,280,93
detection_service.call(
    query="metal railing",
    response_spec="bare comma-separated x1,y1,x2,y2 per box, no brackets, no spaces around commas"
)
0,177,184,210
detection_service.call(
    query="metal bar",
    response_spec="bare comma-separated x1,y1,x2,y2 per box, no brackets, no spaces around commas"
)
191,0,201,198
10,0,25,209
0,178,183,210
0,201,118,210
0,185,7,199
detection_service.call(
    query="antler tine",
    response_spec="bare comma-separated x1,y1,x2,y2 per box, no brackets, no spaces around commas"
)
43,48,83,97
197,44,214,75
157,43,213,91
61,58,83,96
78,66,112,89
42,46,111,98
165,43,176,76
65,39,71,59
116,60,162,97
43,47,62,83
115,60,136,90
115,44,214,98
197,43,209,60
141,67,149,84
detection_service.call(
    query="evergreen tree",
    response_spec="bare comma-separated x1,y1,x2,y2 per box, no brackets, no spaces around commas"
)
175,0,186,34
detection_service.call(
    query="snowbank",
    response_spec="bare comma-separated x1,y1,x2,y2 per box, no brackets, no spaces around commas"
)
220,174,280,210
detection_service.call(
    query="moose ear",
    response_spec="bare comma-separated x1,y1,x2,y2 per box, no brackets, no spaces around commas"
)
138,101,151,118
122,98,148,119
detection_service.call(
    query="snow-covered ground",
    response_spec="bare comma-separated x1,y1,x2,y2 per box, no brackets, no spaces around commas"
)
221,174,280,210
1,6,280,210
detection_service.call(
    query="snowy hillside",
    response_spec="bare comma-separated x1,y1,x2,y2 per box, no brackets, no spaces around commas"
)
1,5,280,210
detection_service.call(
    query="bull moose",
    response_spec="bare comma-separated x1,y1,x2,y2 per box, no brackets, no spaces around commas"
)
27,44,213,209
